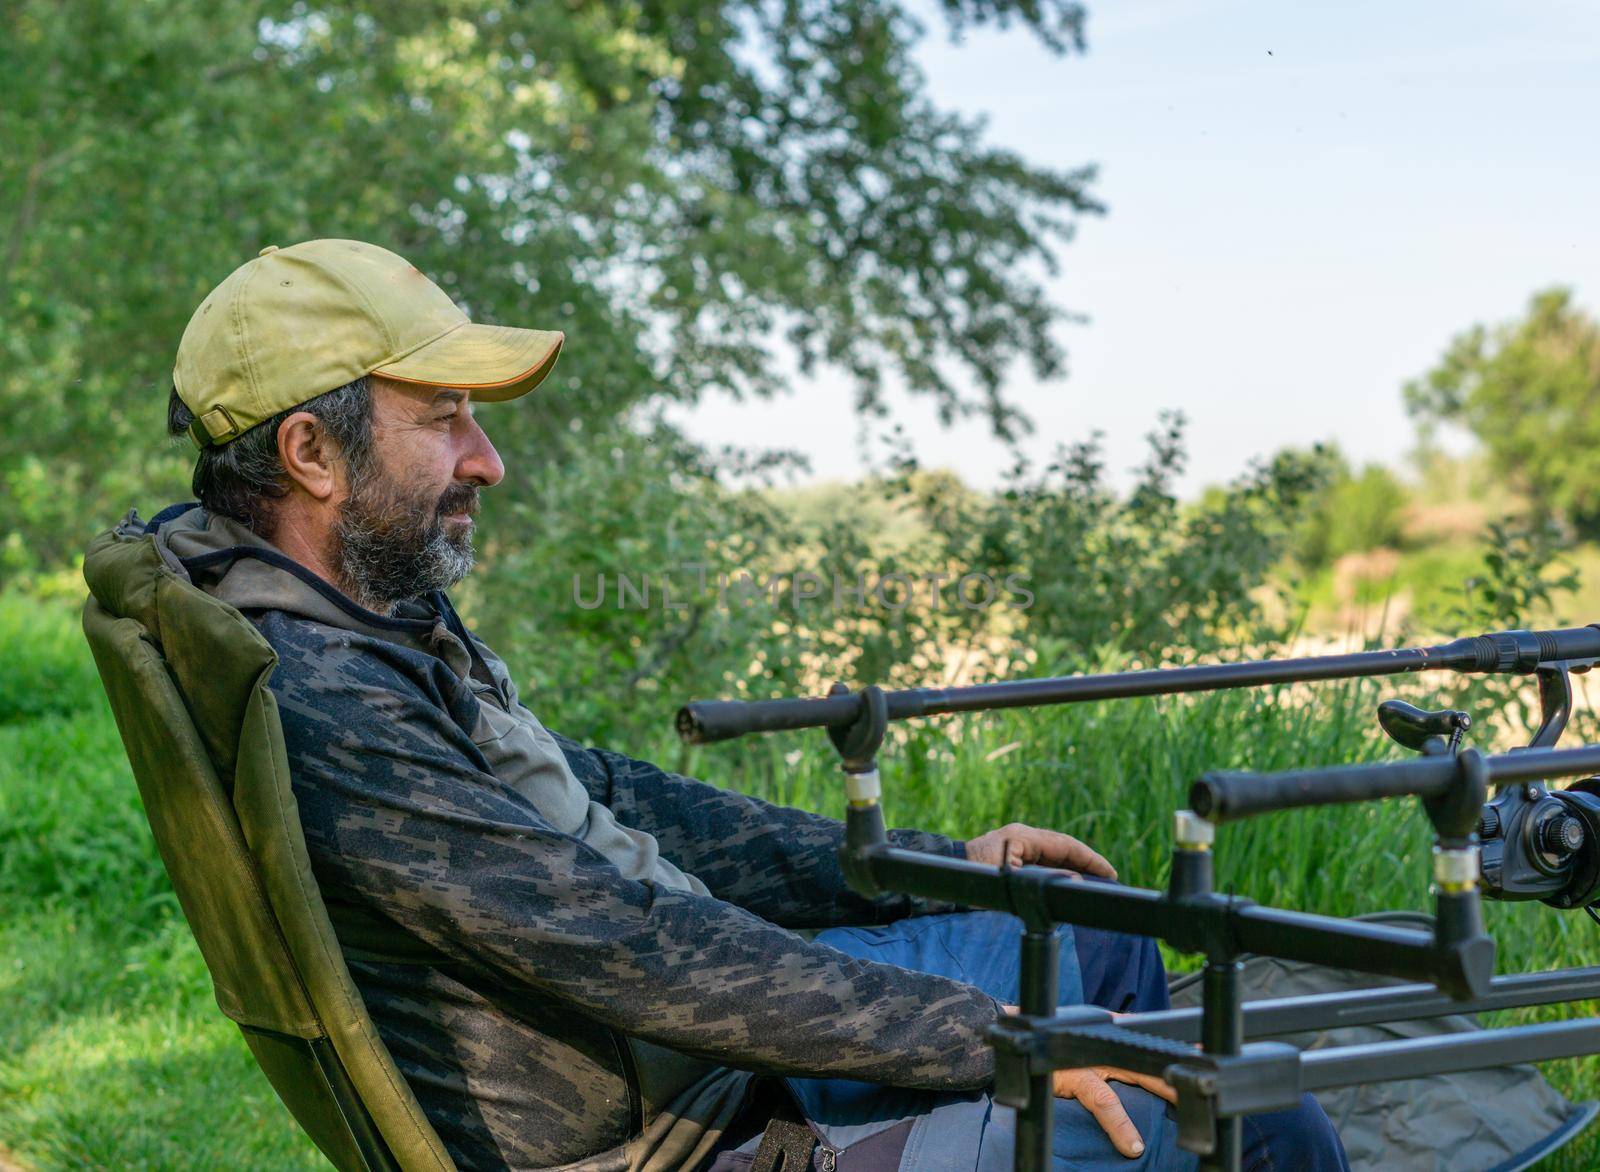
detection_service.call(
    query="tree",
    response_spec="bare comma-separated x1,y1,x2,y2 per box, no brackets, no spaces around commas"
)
1,0,1100,575
1296,448,1408,571
1404,288,1600,535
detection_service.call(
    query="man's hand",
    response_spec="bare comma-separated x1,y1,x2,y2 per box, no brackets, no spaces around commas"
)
965,822,1116,880
1051,1065,1176,1158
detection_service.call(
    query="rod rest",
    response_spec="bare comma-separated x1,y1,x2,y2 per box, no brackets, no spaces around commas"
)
989,1006,1305,1121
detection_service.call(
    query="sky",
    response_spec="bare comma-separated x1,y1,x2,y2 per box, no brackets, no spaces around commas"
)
666,0,1600,496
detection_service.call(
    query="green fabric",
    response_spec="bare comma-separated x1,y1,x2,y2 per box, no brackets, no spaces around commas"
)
240,1029,370,1172
82,518,456,1172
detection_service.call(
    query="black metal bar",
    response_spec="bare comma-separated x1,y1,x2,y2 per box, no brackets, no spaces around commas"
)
1035,1013,1600,1126
1193,742,1600,824
1490,743,1600,785
852,847,1490,995
676,626,1600,744
1145,1016,1600,1123
1227,905,1480,989
1032,1011,1202,1079
1192,757,1457,821
1121,964,1600,1044
1200,961,1244,1171
1016,929,1058,1172
1298,1016,1600,1092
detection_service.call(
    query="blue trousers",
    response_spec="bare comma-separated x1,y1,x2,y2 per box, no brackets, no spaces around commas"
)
762,911,1349,1171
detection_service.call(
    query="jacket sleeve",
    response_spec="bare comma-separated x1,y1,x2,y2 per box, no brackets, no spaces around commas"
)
265,626,1002,1091
554,734,970,929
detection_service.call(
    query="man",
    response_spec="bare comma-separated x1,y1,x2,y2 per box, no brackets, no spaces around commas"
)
155,239,1345,1171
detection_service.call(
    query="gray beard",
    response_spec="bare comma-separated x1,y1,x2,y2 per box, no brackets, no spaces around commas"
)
332,477,477,614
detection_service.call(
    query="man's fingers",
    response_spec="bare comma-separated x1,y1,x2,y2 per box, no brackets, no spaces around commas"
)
1037,830,1117,879
966,824,1118,880
1073,839,1117,880
1055,1066,1177,1158
1067,1069,1146,1158
1099,1066,1178,1106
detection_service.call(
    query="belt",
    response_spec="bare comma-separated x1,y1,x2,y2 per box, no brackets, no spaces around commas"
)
751,1115,819,1172
711,1078,825,1172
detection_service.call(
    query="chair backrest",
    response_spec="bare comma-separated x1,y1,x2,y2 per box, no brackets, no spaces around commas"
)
81,522,456,1172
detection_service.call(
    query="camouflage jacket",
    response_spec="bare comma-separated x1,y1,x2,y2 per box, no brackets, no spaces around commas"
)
152,505,1003,1172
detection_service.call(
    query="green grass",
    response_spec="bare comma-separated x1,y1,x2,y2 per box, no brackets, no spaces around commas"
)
2,588,1597,1169
0,594,322,1170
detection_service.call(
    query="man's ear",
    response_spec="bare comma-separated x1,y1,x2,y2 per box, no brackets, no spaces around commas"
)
277,411,340,501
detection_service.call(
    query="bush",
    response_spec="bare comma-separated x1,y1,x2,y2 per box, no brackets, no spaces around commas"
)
1297,451,1409,571
922,413,1333,668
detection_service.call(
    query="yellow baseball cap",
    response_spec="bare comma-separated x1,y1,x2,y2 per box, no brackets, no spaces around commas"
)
173,239,565,447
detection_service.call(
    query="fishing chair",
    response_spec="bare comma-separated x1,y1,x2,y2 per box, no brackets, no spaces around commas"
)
82,522,456,1172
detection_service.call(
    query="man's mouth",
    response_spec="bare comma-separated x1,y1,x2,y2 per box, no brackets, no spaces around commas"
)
437,487,480,526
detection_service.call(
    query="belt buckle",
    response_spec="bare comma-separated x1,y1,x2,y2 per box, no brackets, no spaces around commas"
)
750,1118,817,1172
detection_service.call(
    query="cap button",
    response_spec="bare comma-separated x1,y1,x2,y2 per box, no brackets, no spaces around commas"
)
258,244,280,257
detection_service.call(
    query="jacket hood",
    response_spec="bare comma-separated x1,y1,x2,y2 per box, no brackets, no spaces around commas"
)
86,503,476,676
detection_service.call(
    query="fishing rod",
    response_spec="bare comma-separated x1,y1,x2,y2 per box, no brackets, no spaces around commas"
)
678,622,1600,908
676,624,1600,745
675,626,1600,1171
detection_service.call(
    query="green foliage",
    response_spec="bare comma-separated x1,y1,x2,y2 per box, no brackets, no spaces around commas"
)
1443,518,1581,634
0,711,170,913
1405,288,1600,535
1297,451,1409,571
461,411,1328,748
0,0,1100,579
924,413,1334,667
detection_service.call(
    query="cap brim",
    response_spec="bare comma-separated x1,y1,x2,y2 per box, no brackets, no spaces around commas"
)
372,323,564,402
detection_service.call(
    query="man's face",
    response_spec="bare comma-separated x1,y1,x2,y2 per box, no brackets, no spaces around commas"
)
331,376,505,611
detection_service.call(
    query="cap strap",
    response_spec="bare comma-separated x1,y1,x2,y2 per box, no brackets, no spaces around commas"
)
189,405,241,448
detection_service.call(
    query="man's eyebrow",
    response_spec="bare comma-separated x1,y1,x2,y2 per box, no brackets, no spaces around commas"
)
427,389,467,408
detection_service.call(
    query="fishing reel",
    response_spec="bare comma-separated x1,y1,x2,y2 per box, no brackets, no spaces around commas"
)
1477,778,1600,909
1378,657,1600,912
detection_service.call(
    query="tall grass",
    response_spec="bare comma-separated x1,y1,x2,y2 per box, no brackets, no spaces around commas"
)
0,592,324,1169
1,588,1595,1168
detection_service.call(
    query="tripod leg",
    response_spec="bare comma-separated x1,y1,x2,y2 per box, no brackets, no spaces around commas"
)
1199,959,1244,1172
1015,926,1060,1172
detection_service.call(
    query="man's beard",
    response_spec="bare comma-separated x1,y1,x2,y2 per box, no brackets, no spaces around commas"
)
332,466,480,614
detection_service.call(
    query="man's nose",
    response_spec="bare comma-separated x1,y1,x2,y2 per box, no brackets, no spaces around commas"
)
457,415,505,487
